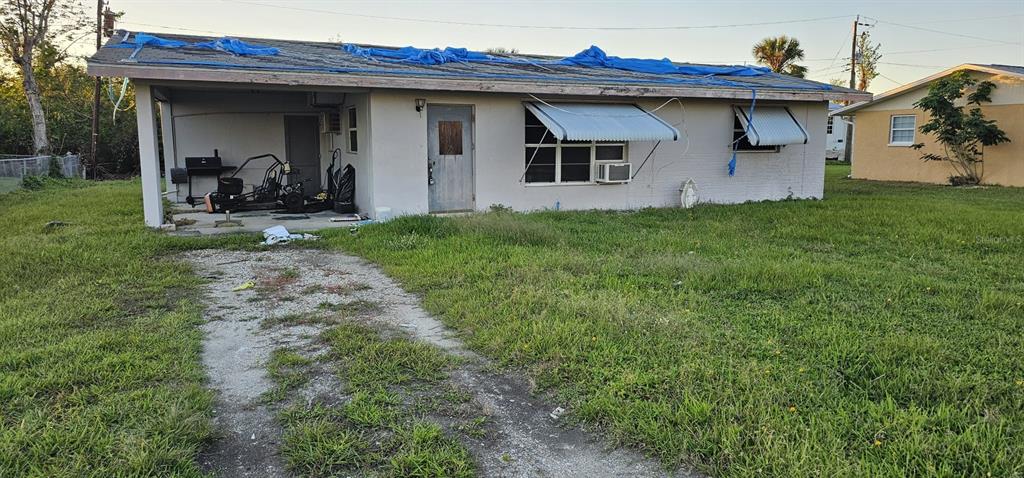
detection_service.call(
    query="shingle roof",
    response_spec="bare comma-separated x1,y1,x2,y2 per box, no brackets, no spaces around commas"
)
88,31,868,102
831,63,1024,116
975,64,1024,76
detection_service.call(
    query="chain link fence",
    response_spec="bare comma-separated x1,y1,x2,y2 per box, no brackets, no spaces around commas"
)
0,154,82,192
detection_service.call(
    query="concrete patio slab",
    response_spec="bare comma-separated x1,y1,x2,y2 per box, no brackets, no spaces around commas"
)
170,207,363,236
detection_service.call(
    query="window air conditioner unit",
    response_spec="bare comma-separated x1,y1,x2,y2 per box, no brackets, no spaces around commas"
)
596,162,632,183
321,111,341,134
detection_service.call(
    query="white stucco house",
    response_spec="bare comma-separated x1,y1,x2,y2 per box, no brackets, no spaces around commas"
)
825,103,850,161
87,31,868,227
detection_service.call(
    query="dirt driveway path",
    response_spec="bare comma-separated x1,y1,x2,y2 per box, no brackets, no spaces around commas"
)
187,248,697,477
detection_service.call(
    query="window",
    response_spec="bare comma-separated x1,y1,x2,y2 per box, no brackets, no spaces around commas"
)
826,116,834,135
889,115,915,146
732,115,779,152
346,106,358,153
524,110,626,184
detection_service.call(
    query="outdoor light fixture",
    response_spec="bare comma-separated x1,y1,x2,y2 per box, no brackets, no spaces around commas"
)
415,98,426,112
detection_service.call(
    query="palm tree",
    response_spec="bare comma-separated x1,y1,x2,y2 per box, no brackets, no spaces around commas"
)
752,36,808,78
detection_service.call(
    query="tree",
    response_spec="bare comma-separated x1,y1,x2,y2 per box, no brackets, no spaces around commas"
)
912,71,1010,185
0,0,87,154
855,31,881,91
0,43,139,174
752,35,807,78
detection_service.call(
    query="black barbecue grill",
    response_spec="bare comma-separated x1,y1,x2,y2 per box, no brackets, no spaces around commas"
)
175,149,236,206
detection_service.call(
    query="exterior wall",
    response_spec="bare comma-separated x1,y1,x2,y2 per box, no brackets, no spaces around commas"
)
336,93,373,214
367,90,828,215
850,72,1024,186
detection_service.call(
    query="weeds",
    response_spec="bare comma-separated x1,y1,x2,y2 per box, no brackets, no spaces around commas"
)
321,164,1024,477
263,348,313,403
0,178,253,475
317,299,381,316
277,323,475,477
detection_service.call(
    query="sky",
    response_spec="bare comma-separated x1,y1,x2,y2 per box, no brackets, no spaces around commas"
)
75,0,1024,93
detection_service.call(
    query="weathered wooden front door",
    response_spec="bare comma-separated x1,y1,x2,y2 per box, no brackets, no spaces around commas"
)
427,105,474,213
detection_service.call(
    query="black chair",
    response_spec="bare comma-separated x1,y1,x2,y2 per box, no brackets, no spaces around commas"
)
214,177,245,227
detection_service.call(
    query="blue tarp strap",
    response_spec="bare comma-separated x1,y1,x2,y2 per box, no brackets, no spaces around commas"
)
729,89,757,177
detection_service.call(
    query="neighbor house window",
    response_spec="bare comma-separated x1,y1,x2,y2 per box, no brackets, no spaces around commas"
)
889,115,915,146
826,116,834,135
732,115,779,152
346,106,358,153
524,110,625,184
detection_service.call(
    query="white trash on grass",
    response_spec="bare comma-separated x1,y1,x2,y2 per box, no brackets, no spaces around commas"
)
261,225,320,246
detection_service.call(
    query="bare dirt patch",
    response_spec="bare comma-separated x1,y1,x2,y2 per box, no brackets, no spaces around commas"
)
187,248,697,477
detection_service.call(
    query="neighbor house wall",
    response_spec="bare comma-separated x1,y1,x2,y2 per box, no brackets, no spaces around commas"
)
366,90,827,215
850,71,1024,186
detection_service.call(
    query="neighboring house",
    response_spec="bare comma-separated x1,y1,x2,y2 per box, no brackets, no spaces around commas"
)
825,103,849,161
87,31,867,227
832,64,1023,186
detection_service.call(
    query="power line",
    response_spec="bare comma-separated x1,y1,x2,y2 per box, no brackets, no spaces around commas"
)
118,21,256,37
825,26,853,71
875,72,902,85
877,61,950,69
863,16,1020,45
221,0,853,31
884,42,1023,56
914,13,1024,25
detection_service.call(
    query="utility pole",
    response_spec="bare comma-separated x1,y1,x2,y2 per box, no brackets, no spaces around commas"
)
843,15,867,165
90,0,103,179
849,15,859,91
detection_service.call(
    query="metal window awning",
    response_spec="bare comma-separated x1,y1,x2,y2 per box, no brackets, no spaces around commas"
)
525,102,679,142
733,106,808,146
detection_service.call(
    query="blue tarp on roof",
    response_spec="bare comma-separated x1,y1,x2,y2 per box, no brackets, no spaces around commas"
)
192,37,280,56
559,46,769,77
341,43,769,77
342,44,516,65
97,32,840,92
107,32,279,56
107,32,188,49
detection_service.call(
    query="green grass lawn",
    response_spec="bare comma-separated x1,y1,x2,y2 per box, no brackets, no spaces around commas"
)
0,180,251,476
1,166,1020,476
321,164,1024,476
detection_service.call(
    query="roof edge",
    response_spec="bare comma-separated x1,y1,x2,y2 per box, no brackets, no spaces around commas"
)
87,61,871,102
830,63,1021,116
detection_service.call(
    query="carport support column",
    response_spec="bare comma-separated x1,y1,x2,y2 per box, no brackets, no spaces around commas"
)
135,82,164,227
158,100,177,193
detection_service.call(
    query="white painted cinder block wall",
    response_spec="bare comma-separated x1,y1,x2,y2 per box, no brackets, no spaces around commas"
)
336,93,373,216
367,90,827,215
